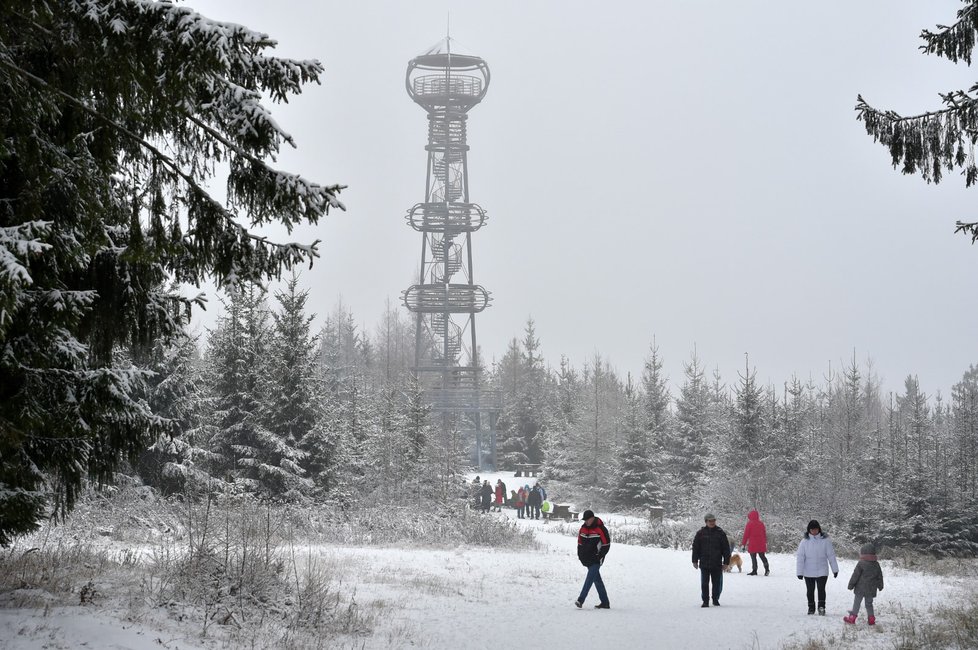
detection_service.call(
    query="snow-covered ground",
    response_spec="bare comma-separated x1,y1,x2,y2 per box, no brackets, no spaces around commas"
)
0,478,970,649
324,517,964,649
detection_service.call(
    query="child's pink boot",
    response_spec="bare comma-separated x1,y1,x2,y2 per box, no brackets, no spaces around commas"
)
843,614,857,624
867,616,876,626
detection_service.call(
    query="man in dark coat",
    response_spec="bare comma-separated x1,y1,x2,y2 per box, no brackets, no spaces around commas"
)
574,509,611,609
479,480,492,513
692,513,731,607
527,484,543,519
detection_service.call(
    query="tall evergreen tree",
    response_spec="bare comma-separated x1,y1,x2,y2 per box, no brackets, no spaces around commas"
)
493,337,527,467
542,356,582,483
0,1,343,543
612,373,663,510
667,349,711,515
207,285,310,497
856,2,978,240
952,366,978,502
724,356,764,507
494,319,550,468
266,273,318,453
137,330,218,494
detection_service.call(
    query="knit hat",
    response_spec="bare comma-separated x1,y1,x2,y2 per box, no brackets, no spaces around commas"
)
704,513,716,522
582,509,595,521
859,542,877,556
807,519,821,532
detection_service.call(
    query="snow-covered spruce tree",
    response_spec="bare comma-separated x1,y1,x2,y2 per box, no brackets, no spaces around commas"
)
0,1,341,543
310,303,377,505
365,382,409,500
611,342,668,511
493,337,529,468
569,353,624,501
664,350,711,515
137,329,220,495
611,373,663,511
266,273,318,462
825,355,882,518
898,375,932,485
856,2,978,240
696,366,731,514
494,319,552,469
402,375,435,497
206,285,311,497
951,366,978,502
542,355,582,483
724,357,764,508
768,376,810,513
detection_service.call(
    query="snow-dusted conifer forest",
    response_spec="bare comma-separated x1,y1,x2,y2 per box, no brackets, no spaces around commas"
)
4,1,978,649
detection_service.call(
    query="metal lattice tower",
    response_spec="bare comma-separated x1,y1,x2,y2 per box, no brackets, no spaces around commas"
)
402,36,500,469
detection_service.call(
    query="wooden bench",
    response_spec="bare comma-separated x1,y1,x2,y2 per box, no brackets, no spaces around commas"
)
543,503,580,522
513,463,541,477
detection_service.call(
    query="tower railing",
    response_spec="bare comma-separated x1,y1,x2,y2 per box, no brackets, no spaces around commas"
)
412,74,483,99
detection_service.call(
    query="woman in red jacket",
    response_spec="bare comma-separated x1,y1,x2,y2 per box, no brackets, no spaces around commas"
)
741,509,770,576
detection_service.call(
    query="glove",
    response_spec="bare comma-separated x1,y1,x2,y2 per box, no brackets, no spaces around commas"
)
693,561,699,569
833,572,838,578
797,575,803,580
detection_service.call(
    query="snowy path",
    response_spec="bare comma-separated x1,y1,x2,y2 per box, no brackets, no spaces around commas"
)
334,510,968,650
0,506,967,649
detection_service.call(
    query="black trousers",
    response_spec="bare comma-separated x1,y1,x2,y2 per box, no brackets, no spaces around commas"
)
805,576,828,607
749,552,769,573
700,567,723,603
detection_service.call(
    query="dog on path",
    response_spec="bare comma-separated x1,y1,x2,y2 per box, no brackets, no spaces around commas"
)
724,552,743,573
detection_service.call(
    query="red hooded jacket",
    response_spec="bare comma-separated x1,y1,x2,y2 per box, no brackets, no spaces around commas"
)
741,509,767,553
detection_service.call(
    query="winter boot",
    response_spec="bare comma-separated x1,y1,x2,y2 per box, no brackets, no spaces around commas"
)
574,600,582,609
818,606,826,616
595,602,610,609
868,616,876,626
764,568,770,576
712,599,720,606
843,614,857,624
747,571,757,576
702,601,709,608
807,603,816,615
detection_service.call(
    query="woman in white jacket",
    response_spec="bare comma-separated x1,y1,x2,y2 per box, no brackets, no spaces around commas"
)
795,519,839,616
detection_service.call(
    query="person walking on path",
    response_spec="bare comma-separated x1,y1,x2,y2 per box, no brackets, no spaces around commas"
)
796,519,839,616
574,509,611,609
692,513,730,607
741,509,770,576
843,543,884,626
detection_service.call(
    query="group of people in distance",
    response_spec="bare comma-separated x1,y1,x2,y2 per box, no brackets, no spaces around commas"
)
470,476,546,519
574,509,884,625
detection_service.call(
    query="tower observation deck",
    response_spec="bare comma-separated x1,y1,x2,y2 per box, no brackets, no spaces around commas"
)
402,37,500,469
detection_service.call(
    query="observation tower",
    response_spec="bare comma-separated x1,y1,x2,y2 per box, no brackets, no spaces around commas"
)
402,37,500,469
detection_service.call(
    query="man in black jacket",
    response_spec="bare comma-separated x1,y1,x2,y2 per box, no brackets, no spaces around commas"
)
574,509,611,609
691,513,730,607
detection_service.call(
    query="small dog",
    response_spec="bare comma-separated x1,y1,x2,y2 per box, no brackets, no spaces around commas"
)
724,552,743,573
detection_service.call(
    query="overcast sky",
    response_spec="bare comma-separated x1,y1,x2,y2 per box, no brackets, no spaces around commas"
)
190,0,977,398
